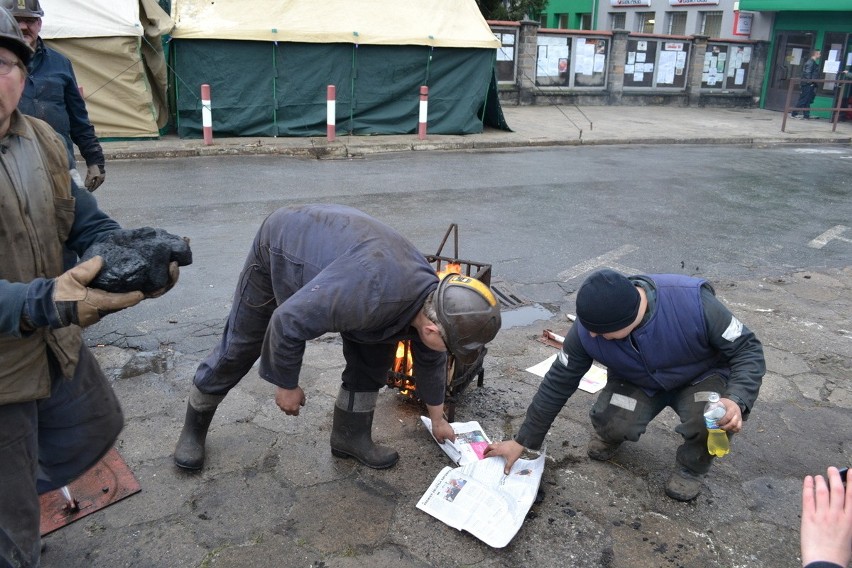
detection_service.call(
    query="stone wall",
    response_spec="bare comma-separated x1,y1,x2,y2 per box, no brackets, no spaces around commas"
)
491,20,766,108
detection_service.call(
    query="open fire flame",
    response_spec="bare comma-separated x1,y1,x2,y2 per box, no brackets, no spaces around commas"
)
388,262,462,398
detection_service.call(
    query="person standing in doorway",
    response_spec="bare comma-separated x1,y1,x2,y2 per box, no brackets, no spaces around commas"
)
792,49,822,120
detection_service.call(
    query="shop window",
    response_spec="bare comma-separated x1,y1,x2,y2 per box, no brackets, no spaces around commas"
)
610,12,626,30
700,11,722,38
666,12,687,36
636,12,656,34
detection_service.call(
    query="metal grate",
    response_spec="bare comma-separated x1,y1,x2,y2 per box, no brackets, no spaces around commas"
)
490,280,530,309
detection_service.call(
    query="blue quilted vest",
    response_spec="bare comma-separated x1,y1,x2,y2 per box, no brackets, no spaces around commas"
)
577,274,728,393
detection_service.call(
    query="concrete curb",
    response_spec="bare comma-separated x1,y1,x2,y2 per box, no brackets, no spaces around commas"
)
101,133,852,161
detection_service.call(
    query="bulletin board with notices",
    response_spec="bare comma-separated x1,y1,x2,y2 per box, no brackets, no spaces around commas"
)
702,43,753,91
623,39,689,89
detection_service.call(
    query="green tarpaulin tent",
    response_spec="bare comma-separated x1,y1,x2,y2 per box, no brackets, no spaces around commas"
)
169,0,507,138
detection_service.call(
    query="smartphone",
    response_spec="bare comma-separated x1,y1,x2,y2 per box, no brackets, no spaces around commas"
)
840,467,848,485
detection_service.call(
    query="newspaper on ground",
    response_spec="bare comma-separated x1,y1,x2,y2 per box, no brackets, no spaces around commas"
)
420,416,491,465
416,453,546,548
524,354,608,394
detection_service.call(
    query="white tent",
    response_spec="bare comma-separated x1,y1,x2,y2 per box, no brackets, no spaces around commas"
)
39,0,173,139
170,0,501,48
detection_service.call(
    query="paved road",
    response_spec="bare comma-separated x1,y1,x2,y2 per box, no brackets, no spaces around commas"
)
41,145,851,568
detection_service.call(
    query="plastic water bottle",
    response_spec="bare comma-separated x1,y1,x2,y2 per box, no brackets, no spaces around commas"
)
704,392,730,457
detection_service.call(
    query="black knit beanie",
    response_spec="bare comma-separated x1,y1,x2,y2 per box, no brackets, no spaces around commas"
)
576,269,640,334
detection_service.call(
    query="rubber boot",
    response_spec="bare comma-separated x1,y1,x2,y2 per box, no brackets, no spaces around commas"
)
665,466,705,501
330,388,399,469
586,432,622,461
173,386,225,471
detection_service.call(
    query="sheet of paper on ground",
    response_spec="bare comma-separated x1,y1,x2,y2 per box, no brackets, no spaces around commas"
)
420,417,491,465
525,354,608,393
416,454,546,548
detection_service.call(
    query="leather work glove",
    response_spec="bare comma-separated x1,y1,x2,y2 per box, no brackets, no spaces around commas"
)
85,164,106,192
144,261,180,299
53,256,144,328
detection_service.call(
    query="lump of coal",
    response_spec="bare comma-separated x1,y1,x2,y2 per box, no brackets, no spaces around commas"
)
81,227,192,293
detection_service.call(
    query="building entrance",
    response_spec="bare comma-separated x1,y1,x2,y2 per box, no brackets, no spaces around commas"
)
766,31,816,110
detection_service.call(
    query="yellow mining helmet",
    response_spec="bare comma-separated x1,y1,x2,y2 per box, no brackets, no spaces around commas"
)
434,274,501,365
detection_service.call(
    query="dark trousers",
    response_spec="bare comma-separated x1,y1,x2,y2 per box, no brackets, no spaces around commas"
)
589,374,728,474
794,83,816,117
0,346,123,568
193,247,395,396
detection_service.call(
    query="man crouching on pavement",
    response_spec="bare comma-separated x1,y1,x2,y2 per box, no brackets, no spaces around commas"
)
486,269,765,501
174,204,501,471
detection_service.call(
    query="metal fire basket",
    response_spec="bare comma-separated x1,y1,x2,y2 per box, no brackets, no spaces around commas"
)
386,224,492,421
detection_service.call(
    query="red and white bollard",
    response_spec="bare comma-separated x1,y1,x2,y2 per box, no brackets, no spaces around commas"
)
327,85,336,142
418,85,428,140
201,83,213,146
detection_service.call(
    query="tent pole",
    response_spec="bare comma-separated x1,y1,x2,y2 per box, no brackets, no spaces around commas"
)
272,42,278,137
349,44,357,135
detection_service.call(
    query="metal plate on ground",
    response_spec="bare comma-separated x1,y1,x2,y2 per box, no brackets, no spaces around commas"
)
39,448,141,536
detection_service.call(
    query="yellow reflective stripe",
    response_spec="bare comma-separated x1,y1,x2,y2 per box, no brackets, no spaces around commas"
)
448,275,497,307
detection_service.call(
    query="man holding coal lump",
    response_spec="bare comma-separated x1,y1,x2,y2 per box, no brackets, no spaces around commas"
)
173,204,502,472
0,7,187,565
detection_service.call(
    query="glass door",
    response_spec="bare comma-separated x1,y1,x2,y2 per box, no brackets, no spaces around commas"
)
766,31,816,111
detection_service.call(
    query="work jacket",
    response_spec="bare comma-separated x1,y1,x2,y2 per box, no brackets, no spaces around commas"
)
801,57,821,84
0,111,118,405
18,38,104,169
255,205,447,405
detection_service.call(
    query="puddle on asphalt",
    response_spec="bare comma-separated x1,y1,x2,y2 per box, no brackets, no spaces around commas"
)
500,303,553,329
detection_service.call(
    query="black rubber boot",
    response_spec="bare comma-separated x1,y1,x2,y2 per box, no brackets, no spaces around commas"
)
586,432,622,461
173,387,224,471
330,389,399,469
665,466,705,501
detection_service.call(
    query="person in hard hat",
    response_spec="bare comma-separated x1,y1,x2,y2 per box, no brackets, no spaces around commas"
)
485,268,765,502
0,6,179,566
3,0,106,191
174,204,502,472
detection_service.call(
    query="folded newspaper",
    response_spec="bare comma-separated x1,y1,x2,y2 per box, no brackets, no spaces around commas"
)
418,417,545,548
420,417,491,465
416,452,545,548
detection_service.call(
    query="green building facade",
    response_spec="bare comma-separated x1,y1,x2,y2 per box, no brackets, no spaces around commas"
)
740,0,852,116
539,0,596,30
